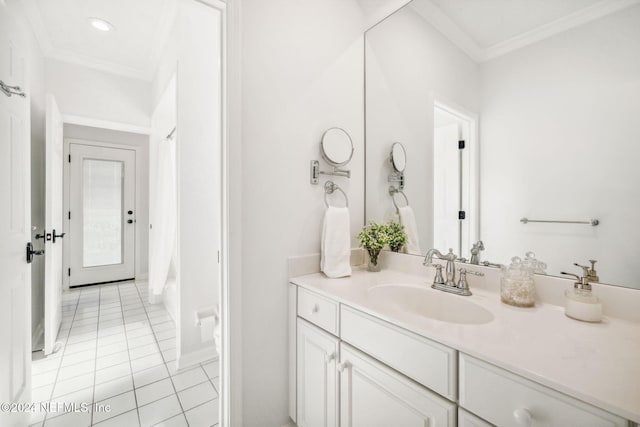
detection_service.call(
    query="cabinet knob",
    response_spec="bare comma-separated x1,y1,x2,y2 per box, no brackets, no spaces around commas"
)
513,408,532,427
337,361,350,373
325,352,336,363
311,304,319,314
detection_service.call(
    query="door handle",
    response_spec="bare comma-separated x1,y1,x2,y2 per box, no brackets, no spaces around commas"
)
127,219,134,224
35,230,51,242
128,210,133,215
26,242,44,264
52,229,66,244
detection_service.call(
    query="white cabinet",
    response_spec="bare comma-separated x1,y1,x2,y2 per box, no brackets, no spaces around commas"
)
296,318,339,427
459,353,627,427
339,343,456,427
290,284,632,427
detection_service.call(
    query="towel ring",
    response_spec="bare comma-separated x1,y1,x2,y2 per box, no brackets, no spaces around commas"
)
391,190,409,211
324,181,348,208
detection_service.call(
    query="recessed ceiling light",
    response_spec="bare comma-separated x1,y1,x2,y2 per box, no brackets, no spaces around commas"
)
88,17,114,32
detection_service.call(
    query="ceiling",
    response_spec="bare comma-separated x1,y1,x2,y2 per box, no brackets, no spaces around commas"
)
22,0,177,81
401,0,640,61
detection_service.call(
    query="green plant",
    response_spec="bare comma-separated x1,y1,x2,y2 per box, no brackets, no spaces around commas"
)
357,221,389,266
387,221,407,252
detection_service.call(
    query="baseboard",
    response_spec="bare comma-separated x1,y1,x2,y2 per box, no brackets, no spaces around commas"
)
32,320,44,352
176,345,218,371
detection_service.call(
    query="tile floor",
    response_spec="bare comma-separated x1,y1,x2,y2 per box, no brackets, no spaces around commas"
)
29,281,220,427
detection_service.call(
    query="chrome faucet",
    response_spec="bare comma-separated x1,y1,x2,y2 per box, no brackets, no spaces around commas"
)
423,248,483,296
423,248,458,286
469,240,484,265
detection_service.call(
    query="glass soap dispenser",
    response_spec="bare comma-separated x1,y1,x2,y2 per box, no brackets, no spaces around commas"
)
561,263,602,323
501,256,536,307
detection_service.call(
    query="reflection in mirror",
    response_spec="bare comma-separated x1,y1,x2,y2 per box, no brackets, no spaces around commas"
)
390,142,407,172
365,0,640,289
321,127,354,167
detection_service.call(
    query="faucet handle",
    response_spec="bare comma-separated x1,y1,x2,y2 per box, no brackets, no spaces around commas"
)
433,264,445,284
458,268,484,277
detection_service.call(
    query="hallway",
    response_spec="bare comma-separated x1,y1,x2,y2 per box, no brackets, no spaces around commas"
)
30,282,219,427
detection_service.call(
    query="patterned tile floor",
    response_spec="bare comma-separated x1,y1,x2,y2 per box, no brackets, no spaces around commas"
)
29,281,219,427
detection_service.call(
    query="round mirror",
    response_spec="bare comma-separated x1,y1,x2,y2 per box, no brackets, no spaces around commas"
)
321,128,354,167
390,142,406,172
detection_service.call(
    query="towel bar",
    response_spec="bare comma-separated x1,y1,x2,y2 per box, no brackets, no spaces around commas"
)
324,181,348,208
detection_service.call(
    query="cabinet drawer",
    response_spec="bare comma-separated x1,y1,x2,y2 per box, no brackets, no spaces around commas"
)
340,305,457,400
459,353,627,427
297,287,339,335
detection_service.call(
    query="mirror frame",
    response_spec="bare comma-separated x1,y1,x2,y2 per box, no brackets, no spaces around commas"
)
320,127,354,167
390,142,407,173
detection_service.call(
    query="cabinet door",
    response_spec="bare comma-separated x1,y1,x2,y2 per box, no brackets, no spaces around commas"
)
297,318,339,427
340,343,456,427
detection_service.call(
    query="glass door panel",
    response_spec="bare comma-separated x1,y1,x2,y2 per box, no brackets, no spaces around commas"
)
82,159,124,267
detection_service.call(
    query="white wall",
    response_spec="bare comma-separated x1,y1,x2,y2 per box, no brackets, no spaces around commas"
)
45,59,151,128
480,5,640,288
171,0,220,363
240,0,366,424
365,4,481,253
62,124,150,280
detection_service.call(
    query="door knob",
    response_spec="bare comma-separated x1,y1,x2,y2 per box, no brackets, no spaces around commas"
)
52,229,66,244
128,210,133,215
127,219,134,224
26,242,44,264
35,230,50,242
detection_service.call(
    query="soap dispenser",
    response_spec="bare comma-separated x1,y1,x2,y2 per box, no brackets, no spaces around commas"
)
561,262,602,323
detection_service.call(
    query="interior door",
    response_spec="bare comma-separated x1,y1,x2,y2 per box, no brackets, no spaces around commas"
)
0,5,32,425
44,94,64,355
68,143,136,286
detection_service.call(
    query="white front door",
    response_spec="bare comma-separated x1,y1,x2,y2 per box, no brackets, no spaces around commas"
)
44,94,64,355
0,4,32,425
67,143,136,286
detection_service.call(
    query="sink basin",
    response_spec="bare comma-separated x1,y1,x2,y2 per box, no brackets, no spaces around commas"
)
367,284,494,325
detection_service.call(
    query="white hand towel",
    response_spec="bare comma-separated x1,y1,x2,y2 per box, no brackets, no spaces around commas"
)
321,206,352,278
398,205,421,255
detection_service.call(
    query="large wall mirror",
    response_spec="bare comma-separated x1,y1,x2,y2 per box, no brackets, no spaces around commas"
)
365,0,640,289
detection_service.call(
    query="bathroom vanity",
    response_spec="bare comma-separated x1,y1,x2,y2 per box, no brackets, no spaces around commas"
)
287,255,640,427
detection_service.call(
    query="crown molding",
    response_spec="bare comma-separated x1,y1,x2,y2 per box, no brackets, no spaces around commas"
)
47,46,154,81
20,0,173,82
483,0,640,61
413,0,640,63
411,0,484,62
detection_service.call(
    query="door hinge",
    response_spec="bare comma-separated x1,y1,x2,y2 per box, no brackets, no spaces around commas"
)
217,250,220,264
68,154,71,163
458,211,466,220
68,211,71,220
68,268,71,276
458,140,466,149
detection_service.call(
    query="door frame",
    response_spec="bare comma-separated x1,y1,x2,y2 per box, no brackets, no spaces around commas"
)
62,138,145,290
433,98,480,253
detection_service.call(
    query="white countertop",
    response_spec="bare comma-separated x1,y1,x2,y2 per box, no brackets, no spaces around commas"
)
290,267,640,423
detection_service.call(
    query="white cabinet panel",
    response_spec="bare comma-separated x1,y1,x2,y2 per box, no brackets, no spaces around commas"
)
459,353,627,427
297,318,339,427
298,287,339,335
459,408,493,427
340,343,456,427
341,305,457,400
